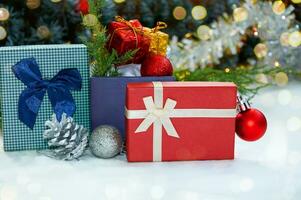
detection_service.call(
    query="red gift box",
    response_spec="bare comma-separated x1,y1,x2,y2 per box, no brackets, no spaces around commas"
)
125,82,237,162
107,16,150,64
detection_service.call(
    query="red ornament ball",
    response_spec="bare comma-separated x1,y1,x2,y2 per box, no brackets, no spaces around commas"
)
141,55,173,76
76,0,89,15
236,108,267,141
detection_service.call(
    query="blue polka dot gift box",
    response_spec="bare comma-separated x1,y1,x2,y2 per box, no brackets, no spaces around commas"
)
0,45,90,151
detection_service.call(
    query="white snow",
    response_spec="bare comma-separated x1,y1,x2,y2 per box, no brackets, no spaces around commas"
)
0,83,300,200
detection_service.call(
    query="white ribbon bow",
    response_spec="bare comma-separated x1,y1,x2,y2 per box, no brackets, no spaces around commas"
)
135,96,179,138
125,82,236,161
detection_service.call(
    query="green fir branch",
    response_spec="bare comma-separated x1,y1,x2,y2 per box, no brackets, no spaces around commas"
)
82,0,135,77
175,65,294,100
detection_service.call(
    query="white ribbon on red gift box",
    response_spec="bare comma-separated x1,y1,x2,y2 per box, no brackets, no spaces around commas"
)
125,82,237,162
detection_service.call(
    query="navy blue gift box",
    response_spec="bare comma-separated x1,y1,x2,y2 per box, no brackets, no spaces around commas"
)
91,76,175,139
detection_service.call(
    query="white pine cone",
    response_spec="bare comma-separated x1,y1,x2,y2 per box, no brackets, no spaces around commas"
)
43,113,88,160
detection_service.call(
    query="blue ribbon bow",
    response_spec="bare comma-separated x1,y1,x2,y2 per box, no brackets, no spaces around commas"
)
12,58,82,129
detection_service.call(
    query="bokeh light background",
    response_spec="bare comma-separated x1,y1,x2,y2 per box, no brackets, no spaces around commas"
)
0,0,301,199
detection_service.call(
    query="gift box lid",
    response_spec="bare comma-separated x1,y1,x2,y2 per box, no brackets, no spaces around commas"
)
127,81,236,88
126,82,237,109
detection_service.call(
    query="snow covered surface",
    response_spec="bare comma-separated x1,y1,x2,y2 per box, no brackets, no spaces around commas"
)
0,83,300,200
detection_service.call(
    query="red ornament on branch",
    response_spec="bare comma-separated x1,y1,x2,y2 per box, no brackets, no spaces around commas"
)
76,0,89,15
141,55,173,76
235,95,267,141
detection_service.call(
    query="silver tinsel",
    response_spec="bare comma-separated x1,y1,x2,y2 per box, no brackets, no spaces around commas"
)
89,125,123,159
169,0,301,70
42,113,89,161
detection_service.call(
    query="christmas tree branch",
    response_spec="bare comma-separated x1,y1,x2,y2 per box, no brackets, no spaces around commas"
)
175,65,293,100
82,0,135,77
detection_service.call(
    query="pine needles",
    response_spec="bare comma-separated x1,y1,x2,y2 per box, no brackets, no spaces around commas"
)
82,0,135,77
175,65,295,100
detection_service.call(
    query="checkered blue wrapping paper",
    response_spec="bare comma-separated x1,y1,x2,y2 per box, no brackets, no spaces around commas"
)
0,44,90,151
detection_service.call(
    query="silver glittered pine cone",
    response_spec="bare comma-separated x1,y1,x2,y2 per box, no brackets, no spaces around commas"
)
43,113,89,161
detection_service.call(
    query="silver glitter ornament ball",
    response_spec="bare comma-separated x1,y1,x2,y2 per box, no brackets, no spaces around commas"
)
89,125,123,159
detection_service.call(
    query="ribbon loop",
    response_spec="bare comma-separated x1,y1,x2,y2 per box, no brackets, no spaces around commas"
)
12,58,82,129
152,22,168,32
135,95,180,138
115,16,134,28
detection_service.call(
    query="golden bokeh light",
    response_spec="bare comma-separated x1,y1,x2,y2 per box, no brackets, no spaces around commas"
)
288,31,301,47
37,25,51,39
197,25,212,41
280,32,290,46
255,73,269,84
0,8,9,21
173,6,187,20
275,72,289,86
272,1,286,15
233,7,248,22
274,61,280,67
26,0,41,9
114,0,126,3
254,43,268,58
291,0,301,3
0,26,7,41
191,5,207,20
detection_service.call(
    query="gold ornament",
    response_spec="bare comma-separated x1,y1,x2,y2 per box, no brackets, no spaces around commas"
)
0,8,10,21
233,7,248,22
173,6,187,20
37,25,51,39
254,43,268,58
280,32,290,46
197,25,212,41
275,72,288,86
144,22,169,56
288,31,301,47
191,5,207,20
0,26,7,41
82,14,98,27
272,1,285,15
26,0,41,9
291,0,301,3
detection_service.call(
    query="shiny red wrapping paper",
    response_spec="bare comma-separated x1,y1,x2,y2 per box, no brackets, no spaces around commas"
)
126,82,237,162
107,19,150,64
